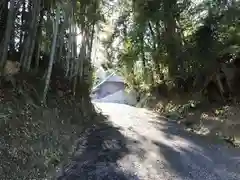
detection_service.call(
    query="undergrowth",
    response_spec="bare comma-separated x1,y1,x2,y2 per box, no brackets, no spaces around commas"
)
0,81,97,179
139,90,240,148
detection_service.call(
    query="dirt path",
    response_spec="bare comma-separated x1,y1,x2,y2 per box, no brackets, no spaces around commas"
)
58,102,240,180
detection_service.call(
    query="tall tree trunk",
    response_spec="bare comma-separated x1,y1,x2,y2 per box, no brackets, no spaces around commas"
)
42,5,60,104
9,11,16,54
34,7,44,72
19,0,26,51
139,31,146,80
25,0,41,71
0,1,8,44
57,20,67,66
0,0,15,68
163,0,183,77
148,22,161,76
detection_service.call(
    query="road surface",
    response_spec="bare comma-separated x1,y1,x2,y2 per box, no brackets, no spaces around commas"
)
58,102,240,180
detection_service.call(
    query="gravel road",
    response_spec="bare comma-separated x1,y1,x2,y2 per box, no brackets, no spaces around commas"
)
58,102,240,180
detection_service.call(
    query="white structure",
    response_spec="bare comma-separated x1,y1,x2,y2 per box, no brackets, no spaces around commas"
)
91,72,138,106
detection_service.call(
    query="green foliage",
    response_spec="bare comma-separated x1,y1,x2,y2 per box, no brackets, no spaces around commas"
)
101,0,240,95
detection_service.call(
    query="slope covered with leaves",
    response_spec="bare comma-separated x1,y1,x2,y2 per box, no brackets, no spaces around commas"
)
0,0,105,178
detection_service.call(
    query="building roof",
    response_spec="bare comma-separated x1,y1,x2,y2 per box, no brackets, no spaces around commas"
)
92,72,124,92
107,74,124,83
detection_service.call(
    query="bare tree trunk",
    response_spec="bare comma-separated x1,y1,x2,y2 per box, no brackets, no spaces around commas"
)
139,30,146,78
65,16,73,77
9,15,16,54
148,22,161,76
19,0,26,51
34,6,44,72
24,0,41,71
57,20,67,66
0,0,15,68
163,0,183,77
42,5,60,104
0,1,8,44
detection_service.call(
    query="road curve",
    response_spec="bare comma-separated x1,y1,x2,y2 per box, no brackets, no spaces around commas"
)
58,102,240,180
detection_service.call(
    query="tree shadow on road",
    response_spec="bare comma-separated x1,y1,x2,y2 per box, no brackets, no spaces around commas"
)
57,113,141,180
150,117,240,180
56,106,240,180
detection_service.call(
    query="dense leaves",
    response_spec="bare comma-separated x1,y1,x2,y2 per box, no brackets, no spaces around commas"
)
101,0,240,100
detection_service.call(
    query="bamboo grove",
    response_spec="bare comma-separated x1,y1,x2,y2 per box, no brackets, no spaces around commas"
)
0,0,103,104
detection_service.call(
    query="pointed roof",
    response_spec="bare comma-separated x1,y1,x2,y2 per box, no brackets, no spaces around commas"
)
107,74,124,83
92,72,124,92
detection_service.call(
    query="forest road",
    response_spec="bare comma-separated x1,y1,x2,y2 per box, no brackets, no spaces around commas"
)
59,102,240,180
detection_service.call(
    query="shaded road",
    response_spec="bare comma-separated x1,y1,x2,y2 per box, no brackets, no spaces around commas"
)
58,102,240,180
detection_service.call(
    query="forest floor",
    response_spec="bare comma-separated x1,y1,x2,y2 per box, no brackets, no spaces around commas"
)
0,73,99,179
139,92,240,147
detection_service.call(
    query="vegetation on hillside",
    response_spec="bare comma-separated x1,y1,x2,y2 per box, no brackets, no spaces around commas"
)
0,0,105,178
99,0,240,144
102,0,240,100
